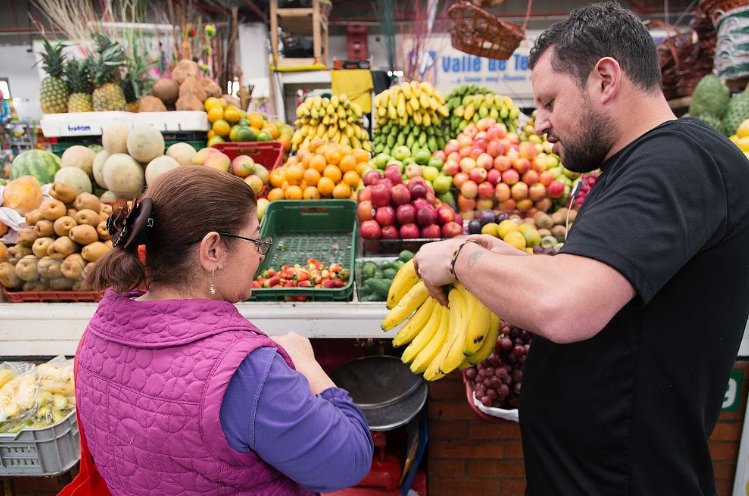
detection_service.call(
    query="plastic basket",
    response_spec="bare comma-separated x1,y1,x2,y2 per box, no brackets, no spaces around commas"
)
249,200,357,302
2,287,103,303
0,410,80,476
210,142,285,199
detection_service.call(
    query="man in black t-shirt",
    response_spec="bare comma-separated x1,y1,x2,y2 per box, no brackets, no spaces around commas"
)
414,3,749,495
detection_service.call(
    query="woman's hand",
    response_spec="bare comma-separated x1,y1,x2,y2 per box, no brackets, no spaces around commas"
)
270,332,336,395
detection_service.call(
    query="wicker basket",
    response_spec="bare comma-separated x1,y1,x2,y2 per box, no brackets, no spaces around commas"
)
701,0,749,26
448,0,532,61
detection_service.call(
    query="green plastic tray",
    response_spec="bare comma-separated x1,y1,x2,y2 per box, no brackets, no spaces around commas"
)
249,200,357,301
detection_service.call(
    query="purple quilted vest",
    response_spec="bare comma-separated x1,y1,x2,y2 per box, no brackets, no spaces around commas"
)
76,289,316,496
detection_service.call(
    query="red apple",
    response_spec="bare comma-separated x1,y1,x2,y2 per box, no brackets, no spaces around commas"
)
375,206,396,226
486,169,501,185
436,204,456,225
443,160,460,176
416,205,438,227
377,178,394,189
396,203,417,225
547,180,564,198
522,170,539,186
535,198,553,212
502,169,520,185
486,140,505,158
460,157,477,174
407,180,428,199
358,185,373,202
357,200,376,221
487,124,507,141
453,172,469,189
457,195,477,212
476,198,494,211
511,182,529,200
432,150,447,162
447,151,460,163
459,146,472,158
469,167,488,184
514,158,531,174
445,140,459,154
384,165,402,185
400,223,420,239
478,181,495,200
461,180,478,199
516,198,533,211
506,148,520,164
405,164,422,179
381,225,399,240
391,183,411,206
421,224,442,239
360,220,381,239
469,147,484,160
499,199,516,211
364,170,381,186
529,183,547,202
371,183,392,207
494,155,512,172
507,132,520,145
442,221,463,238
495,182,511,202
519,141,538,160
457,134,473,148
476,153,494,170
463,124,479,139
539,171,554,186
473,138,488,151
477,117,496,131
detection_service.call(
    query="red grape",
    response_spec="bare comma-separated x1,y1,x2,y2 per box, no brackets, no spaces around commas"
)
513,345,525,357
465,368,477,380
481,396,492,407
500,338,513,351
498,384,510,397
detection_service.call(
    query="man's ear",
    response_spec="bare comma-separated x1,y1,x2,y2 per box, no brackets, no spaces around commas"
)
592,57,621,105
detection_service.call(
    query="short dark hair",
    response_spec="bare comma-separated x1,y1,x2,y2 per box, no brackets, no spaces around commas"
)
528,2,661,93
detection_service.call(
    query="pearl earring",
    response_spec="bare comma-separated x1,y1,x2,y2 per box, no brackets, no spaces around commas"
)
209,267,216,295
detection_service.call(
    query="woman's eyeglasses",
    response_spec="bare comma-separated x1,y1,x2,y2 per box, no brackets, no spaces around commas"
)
219,232,273,255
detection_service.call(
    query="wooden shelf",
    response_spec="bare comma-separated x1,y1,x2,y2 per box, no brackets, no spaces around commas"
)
270,0,329,67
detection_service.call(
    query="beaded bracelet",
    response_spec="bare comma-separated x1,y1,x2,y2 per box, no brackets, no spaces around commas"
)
450,240,480,282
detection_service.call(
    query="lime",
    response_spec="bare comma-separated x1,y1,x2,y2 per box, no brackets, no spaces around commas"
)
236,127,257,142
238,118,251,128
256,130,273,142
229,125,241,142
207,135,225,147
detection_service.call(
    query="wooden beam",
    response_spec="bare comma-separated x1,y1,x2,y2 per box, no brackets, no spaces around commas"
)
240,0,265,20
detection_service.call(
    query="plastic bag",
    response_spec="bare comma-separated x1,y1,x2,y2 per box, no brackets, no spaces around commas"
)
0,355,75,433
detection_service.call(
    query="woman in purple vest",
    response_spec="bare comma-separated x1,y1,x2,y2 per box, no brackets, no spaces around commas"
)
79,166,374,495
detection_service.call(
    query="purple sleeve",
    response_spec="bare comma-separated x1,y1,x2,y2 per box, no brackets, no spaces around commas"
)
220,347,374,493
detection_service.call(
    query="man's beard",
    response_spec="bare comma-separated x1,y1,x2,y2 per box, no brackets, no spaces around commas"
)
554,110,615,173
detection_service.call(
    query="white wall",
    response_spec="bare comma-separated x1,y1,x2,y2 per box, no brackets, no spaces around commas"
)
0,45,44,120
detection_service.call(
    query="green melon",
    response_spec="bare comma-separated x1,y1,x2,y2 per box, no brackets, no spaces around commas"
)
10,150,61,185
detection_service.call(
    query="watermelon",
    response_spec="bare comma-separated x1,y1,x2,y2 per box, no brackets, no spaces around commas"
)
10,150,61,185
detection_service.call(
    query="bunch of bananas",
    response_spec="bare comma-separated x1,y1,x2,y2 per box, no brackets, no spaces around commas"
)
373,81,449,158
382,260,500,381
445,84,521,138
292,94,372,152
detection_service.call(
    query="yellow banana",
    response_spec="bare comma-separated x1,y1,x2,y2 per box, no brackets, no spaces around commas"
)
411,305,450,373
420,81,435,96
423,112,431,128
409,97,420,112
410,80,421,98
331,95,339,107
434,90,445,105
469,312,501,365
386,259,419,309
393,297,437,346
419,92,430,110
426,286,468,380
351,102,362,117
0,370,14,389
381,280,429,331
401,304,445,364
459,287,493,356
401,82,412,99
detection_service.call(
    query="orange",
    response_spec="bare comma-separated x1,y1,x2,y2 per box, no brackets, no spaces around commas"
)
224,107,241,124
323,165,342,184
207,107,224,123
278,135,292,152
285,185,303,200
317,177,335,197
340,145,353,156
353,149,370,163
356,162,370,176
206,135,225,146
350,191,358,200
281,180,290,190
303,168,321,186
285,164,304,184
204,97,221,111
343,170,360,188
325,148,342,165
309,138,324,152
262,123,279,139
249,126,262,136
303,186,321,200
267,188,285,202
212,119,231,137
339,154,358,173
249,114,265,130
299,180,308,190
218,98,228,109
269,168,286,188
286,156,300,166
301,152,313,169
207,130,216,139
332,183,351,199
310,155,327,173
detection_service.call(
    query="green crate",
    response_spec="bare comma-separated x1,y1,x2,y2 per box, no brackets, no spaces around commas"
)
52,140,206,158
249,200,357,302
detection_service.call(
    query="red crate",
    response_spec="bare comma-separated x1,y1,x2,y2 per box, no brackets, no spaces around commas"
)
2,287,104,303
210,142,284,199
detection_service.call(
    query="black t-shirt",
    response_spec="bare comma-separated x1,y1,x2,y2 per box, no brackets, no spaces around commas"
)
520,118,749,496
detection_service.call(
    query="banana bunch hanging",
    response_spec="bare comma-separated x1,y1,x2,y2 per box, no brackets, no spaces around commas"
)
381,260,500,381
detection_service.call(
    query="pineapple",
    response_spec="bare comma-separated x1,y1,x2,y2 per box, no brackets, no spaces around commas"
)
121,55,155,113
39,39,69,114
66,58,93,112
90,34,127,112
